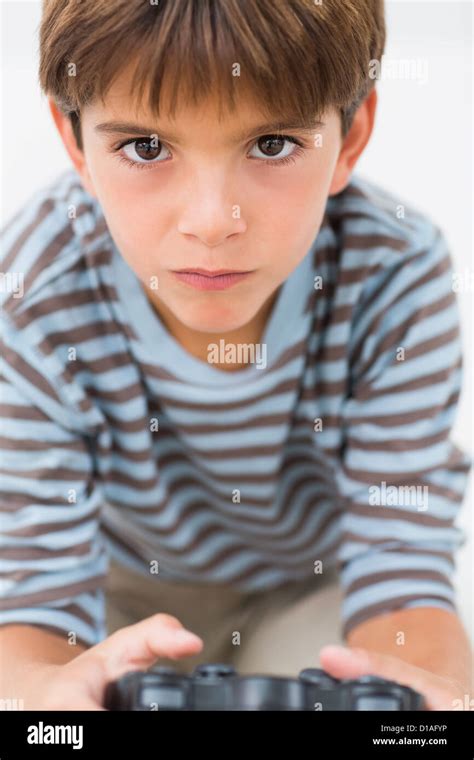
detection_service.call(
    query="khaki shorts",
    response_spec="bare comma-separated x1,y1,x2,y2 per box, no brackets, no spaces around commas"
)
105,558,344,677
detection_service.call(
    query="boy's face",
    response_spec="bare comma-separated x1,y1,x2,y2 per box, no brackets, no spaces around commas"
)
61,66,372,337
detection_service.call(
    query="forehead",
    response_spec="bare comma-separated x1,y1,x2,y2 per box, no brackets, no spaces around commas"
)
89,74,267,133
85,57,331,142
91,56,252,112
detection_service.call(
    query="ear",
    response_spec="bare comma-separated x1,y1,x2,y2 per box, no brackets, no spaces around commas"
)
47,98,96,197
328,88,378,196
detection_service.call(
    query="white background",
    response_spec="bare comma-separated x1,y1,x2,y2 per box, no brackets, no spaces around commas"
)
1,0,473,638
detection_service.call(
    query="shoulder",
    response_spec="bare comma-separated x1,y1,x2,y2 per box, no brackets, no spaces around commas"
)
0,168,109,322
0,170,113,431
324,174,454,307
323,176,461,388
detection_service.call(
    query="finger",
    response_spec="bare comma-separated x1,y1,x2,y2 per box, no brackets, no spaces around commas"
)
319,645,457,710
320,645,427,684
85,613,203,681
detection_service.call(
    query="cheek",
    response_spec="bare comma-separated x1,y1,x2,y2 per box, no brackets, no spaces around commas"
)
87,147,163,230
91,173,170,257
258,172,327,258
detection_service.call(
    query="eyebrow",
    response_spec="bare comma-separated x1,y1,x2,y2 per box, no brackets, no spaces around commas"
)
94,118,325,143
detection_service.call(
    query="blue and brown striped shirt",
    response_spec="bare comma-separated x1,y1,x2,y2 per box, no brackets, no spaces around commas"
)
0,168,471,646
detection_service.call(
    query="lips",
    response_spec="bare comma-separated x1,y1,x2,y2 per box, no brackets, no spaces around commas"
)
174,268,251,277
171,269,253,291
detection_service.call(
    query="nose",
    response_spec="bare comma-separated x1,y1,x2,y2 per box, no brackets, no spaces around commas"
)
177,168,247,248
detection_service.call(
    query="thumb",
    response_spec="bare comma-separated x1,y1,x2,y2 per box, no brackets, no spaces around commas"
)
318,645,455,710
319,645,429,686
320,645,407,682
79,612,203,683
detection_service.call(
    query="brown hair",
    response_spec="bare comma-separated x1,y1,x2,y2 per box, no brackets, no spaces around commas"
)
39,0,385,151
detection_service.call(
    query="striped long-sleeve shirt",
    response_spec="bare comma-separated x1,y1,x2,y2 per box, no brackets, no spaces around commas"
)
0,168,471,646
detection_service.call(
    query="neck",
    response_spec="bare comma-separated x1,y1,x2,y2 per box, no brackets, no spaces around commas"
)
143,288,279,372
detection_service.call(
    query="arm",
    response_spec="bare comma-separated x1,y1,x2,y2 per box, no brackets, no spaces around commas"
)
0,619,203,710
320,607,473,710
1,624,88,666
0,625,88,702
347,607,473,691
0,313,108,676
0,264,103,703
326,226,473,709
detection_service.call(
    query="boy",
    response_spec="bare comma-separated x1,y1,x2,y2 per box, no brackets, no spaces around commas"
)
0,0,472,710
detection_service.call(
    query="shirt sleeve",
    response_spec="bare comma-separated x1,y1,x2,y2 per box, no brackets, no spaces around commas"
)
335,225,472,638
0,320,109,648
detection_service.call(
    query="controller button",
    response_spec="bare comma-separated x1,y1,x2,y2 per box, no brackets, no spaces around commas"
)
344,676,392,686
299,668,338,686
193,663,237,679
355,696,401,711
150,666,179,676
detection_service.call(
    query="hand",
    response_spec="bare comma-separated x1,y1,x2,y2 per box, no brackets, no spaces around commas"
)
319,645,473,711
28,613,203,710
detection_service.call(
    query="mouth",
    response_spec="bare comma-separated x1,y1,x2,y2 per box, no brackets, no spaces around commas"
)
171,268,254,291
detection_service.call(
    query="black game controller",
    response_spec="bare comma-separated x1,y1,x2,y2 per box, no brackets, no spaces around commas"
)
104,663,425,711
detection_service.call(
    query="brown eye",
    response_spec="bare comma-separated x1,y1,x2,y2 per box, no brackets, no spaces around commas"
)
133,139,162,161
256,135,286,157
249,134,301,164
121,137,171,166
